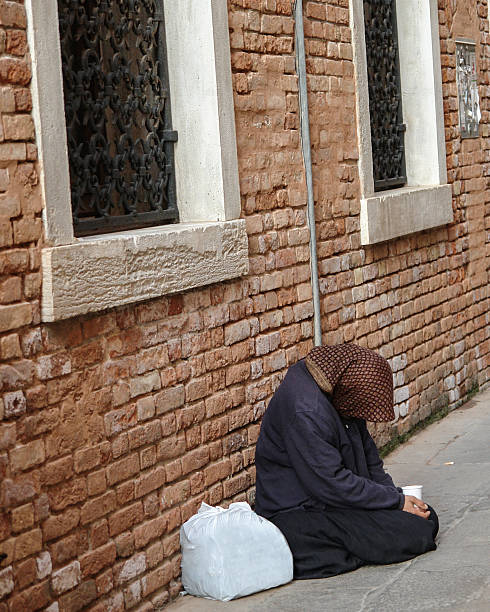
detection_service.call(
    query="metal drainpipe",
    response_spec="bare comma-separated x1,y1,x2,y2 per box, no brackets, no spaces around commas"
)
294,0,322,346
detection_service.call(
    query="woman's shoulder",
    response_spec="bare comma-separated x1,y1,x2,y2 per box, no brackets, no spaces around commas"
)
279,360,337,418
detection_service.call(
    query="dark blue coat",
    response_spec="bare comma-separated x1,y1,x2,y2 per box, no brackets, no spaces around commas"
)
255,360,404,518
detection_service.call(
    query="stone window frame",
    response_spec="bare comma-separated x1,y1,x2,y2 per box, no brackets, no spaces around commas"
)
26,0,249,322
350,0,454,245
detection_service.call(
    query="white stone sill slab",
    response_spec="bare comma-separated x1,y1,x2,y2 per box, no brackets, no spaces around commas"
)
41,220,249,322
360,184,453,246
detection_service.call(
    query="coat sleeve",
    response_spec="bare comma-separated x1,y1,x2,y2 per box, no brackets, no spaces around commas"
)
359,421,405,510
359,421,396,487
284,411,404,511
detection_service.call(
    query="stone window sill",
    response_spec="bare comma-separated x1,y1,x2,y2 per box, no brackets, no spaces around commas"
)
360,184,453,246
41,220,249,322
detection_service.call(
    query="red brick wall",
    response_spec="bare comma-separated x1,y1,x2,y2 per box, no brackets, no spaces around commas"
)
0,0,488,610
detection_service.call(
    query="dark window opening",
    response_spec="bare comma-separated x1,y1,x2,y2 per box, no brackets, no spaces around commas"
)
57,0,178,237
363,0,406,192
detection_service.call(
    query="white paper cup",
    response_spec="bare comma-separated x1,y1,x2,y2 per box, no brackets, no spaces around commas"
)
402,485,423,500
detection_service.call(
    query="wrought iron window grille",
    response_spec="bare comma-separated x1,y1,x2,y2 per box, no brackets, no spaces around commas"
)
57,0,178,237
363,0,406,192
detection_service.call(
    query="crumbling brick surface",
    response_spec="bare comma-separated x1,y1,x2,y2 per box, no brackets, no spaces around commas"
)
0,0,488,610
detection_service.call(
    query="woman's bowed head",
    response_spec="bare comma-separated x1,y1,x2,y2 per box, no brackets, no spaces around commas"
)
255,343,438,580
305,344,431,520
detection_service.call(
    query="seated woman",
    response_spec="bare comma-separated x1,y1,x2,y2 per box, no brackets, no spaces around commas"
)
255,344,438,579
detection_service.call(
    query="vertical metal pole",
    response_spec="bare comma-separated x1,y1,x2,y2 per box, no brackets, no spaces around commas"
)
294,0,322,346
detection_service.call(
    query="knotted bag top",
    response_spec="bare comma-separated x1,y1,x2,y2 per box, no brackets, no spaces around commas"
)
305,344,395,422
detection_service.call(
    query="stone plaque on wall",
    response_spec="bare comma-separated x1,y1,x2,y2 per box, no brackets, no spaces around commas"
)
456,40,480,138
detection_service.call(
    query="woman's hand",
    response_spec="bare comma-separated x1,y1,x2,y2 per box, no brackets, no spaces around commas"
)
402,495,430,519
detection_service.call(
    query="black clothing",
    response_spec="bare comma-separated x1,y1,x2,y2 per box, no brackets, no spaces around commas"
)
270,505,439,579
254,359,439,578
255,360,404,518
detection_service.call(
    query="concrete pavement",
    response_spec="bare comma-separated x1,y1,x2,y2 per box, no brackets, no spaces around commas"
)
168,386,490,612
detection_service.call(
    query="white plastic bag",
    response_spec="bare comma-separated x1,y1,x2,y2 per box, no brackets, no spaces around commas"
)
180,502,293,601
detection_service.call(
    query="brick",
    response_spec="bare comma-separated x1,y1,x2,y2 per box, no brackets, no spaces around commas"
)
49,478,87,512
0,142,26,161
226,362,250,385
146,540,164,570
80,542,116,578
71,339,104,370
224,320,251,345
14,88,32,112
51,561,81,595
156,434,186,461
140,445,156,469
36,353,72,380
0,249,27,274
0,303,32,332
80,491,117,525
0,217,12,247
0,2,27,28
141,565,170,598
87,469,106,497
223,472,250,498
162,531,180,556
10,439,45,472
106,453,139,486
114,552,146,585
204,459,232,487
41,456,74,486
13,217,42,244
89,519,109,549
0,333,21,359
5,29,27,56
136,395,155,420
11,503,34,533
0,88,14,113
0,477,37,509
115,532,134,559
129,371,161,398
26,143,37,161
133,514,166,549
21,328,42,358
104,405,137,437
116,480,134,505
36,551,52,579
8,579,50,612
182,447,209,476
14,556,37,589
161,481,189,511
0,567,14,599
0,423,15,450
95,567,113,596
123,579,142,608
74,442,110,474
24,272,41,298
128,420,161,450
58,579,97,612
3,114,34,141
108,501,143,537
14,528,42,561
185,376,210,402
134,465,166,498
42,508,80,541
0,276,22,304
49,534,79,567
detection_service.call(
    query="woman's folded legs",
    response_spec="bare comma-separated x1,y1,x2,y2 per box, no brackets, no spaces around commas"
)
270,505,438,580
270,509,364,579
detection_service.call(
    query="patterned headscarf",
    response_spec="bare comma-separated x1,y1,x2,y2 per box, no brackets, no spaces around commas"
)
305,344,395,422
